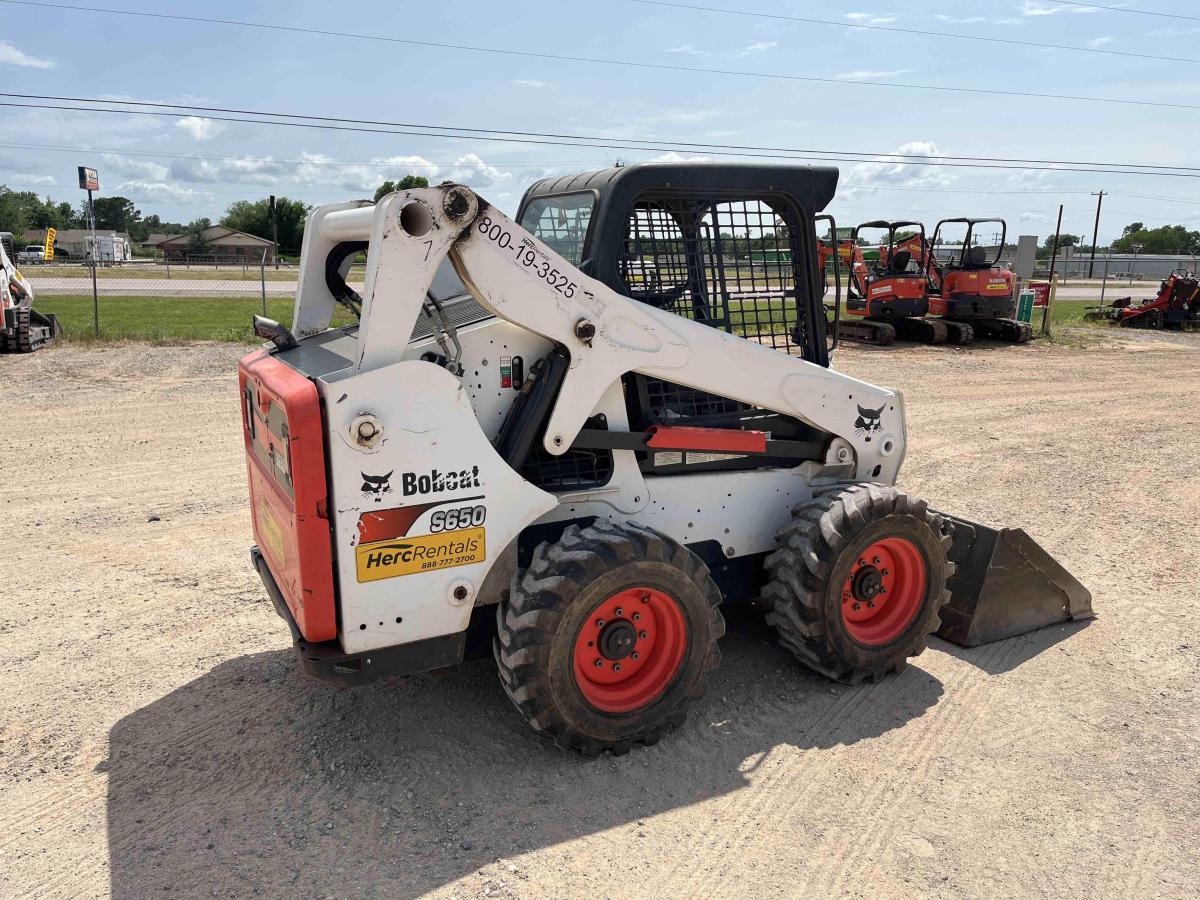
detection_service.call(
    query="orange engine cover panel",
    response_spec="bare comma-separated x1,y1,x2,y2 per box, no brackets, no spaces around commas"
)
238,349,336,642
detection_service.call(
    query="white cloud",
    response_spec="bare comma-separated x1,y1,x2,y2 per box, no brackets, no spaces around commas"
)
933,14,987,24
1089,36,1114,47
657,108,718,124
175,116,226,141
836,69,914,80
844,12,898,26
0,41,54,69
1019,0,1098,16
161,150,516,193
512,79,547,87
666,44,705,55
114,180,207,201
840,140,956,198
742,41,778,53
648,151,710,163
13,174,57,186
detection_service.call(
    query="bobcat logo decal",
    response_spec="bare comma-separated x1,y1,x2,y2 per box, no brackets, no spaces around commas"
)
854,404,885,442
361,471,393,503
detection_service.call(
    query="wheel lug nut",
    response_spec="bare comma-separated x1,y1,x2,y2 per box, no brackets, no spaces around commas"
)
640,593,650,604
594,659,603,668
873,557,881,565
881,569,889,576
632,652,640,660
853,603,861,611
614,663,622,672
633,613,641,621
596,619,605,628
639,631,648,640
614,607,623,616
867,601,875,608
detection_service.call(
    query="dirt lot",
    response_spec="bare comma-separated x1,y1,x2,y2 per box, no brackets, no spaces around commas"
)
2,332,1197,899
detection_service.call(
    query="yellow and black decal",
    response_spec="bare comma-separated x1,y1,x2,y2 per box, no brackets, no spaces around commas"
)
355,498,486,582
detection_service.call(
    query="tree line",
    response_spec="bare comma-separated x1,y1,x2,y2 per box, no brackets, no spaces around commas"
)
0,175,430,255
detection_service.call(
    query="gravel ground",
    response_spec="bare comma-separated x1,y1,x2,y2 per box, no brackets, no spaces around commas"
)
1,331,1197,899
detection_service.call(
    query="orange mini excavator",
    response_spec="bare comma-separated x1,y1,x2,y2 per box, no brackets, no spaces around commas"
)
894,218,1031,344
836,221,956,346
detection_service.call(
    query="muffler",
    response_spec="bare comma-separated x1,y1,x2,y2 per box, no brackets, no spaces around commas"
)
934,515,1093,647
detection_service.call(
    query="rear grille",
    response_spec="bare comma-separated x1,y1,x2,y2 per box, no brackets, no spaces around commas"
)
520,446,614,491
408,295,491,342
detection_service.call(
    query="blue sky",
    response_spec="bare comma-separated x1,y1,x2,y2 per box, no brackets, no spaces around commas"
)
1,0,1197,244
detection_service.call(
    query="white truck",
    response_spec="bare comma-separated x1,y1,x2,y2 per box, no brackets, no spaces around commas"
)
16,244,46,265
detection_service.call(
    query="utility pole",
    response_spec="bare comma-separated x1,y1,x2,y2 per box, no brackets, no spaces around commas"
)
269,194,280,270
1088,190,1105,278
1043,204,1064,336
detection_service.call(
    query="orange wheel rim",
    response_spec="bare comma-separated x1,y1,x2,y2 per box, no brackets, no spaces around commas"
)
572,587,687,713
840,537,927,645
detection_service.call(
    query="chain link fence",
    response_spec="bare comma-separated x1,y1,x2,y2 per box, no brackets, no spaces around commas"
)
24,253,358,342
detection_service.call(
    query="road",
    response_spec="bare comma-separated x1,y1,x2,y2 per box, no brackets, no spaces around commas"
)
1,333,1197,898
28,272,1165,303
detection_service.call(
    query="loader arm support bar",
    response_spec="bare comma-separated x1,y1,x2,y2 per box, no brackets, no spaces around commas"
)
312,185,904,483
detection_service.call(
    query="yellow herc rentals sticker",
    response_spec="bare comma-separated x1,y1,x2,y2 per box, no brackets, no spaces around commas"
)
356,527,485,582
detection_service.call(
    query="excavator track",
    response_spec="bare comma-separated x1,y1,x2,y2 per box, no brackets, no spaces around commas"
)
834,318,897,346
941,320,975,345
947,318,1032,344
9,308,55,353
892,316,948,344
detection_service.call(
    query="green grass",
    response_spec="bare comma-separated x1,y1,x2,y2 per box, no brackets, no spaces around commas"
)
31,265,314,282
34,295,355,343
31,293,1106,346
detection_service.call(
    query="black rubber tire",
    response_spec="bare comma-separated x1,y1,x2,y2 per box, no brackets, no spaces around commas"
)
495,519,724,755
763,483,953,684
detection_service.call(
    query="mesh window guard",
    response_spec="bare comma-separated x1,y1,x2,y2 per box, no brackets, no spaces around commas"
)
620,195,812,355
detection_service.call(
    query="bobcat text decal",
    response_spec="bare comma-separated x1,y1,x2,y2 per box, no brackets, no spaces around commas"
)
401,466,482,497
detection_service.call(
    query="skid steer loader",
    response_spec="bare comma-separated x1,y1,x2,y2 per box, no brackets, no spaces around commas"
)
239,164,1091,754
0,232,60,353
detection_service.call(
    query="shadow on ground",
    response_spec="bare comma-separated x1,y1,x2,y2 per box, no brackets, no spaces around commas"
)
933,618,1092,676
104,607,944,898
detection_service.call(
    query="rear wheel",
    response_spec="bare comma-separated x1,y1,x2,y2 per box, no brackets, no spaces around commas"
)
764,484,952,683
496,520,724,754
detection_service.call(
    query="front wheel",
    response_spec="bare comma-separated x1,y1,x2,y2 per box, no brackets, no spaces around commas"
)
764,484,953,683
495,520,724,755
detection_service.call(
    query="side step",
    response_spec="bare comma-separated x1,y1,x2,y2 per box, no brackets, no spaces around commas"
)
935,514,1093,647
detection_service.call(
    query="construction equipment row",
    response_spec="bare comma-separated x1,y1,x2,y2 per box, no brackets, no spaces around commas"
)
819,217,1033,347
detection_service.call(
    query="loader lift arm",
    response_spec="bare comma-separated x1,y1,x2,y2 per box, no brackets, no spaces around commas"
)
292,181,903,484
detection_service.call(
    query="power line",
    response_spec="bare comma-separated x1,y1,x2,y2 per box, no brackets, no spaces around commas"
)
633,0,1198,64
3,1,1200,115
0,141,1112,200
0,141,600,169
1030,0,1200,22
1113,191,1200,206
5,94,1200,179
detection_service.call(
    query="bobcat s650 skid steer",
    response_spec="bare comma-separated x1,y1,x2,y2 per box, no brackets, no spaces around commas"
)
239,164,1091,754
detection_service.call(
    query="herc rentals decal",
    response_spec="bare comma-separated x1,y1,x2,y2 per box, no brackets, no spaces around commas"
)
355,498,486,582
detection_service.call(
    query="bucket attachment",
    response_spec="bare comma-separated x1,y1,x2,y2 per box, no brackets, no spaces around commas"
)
934,515,1093,647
